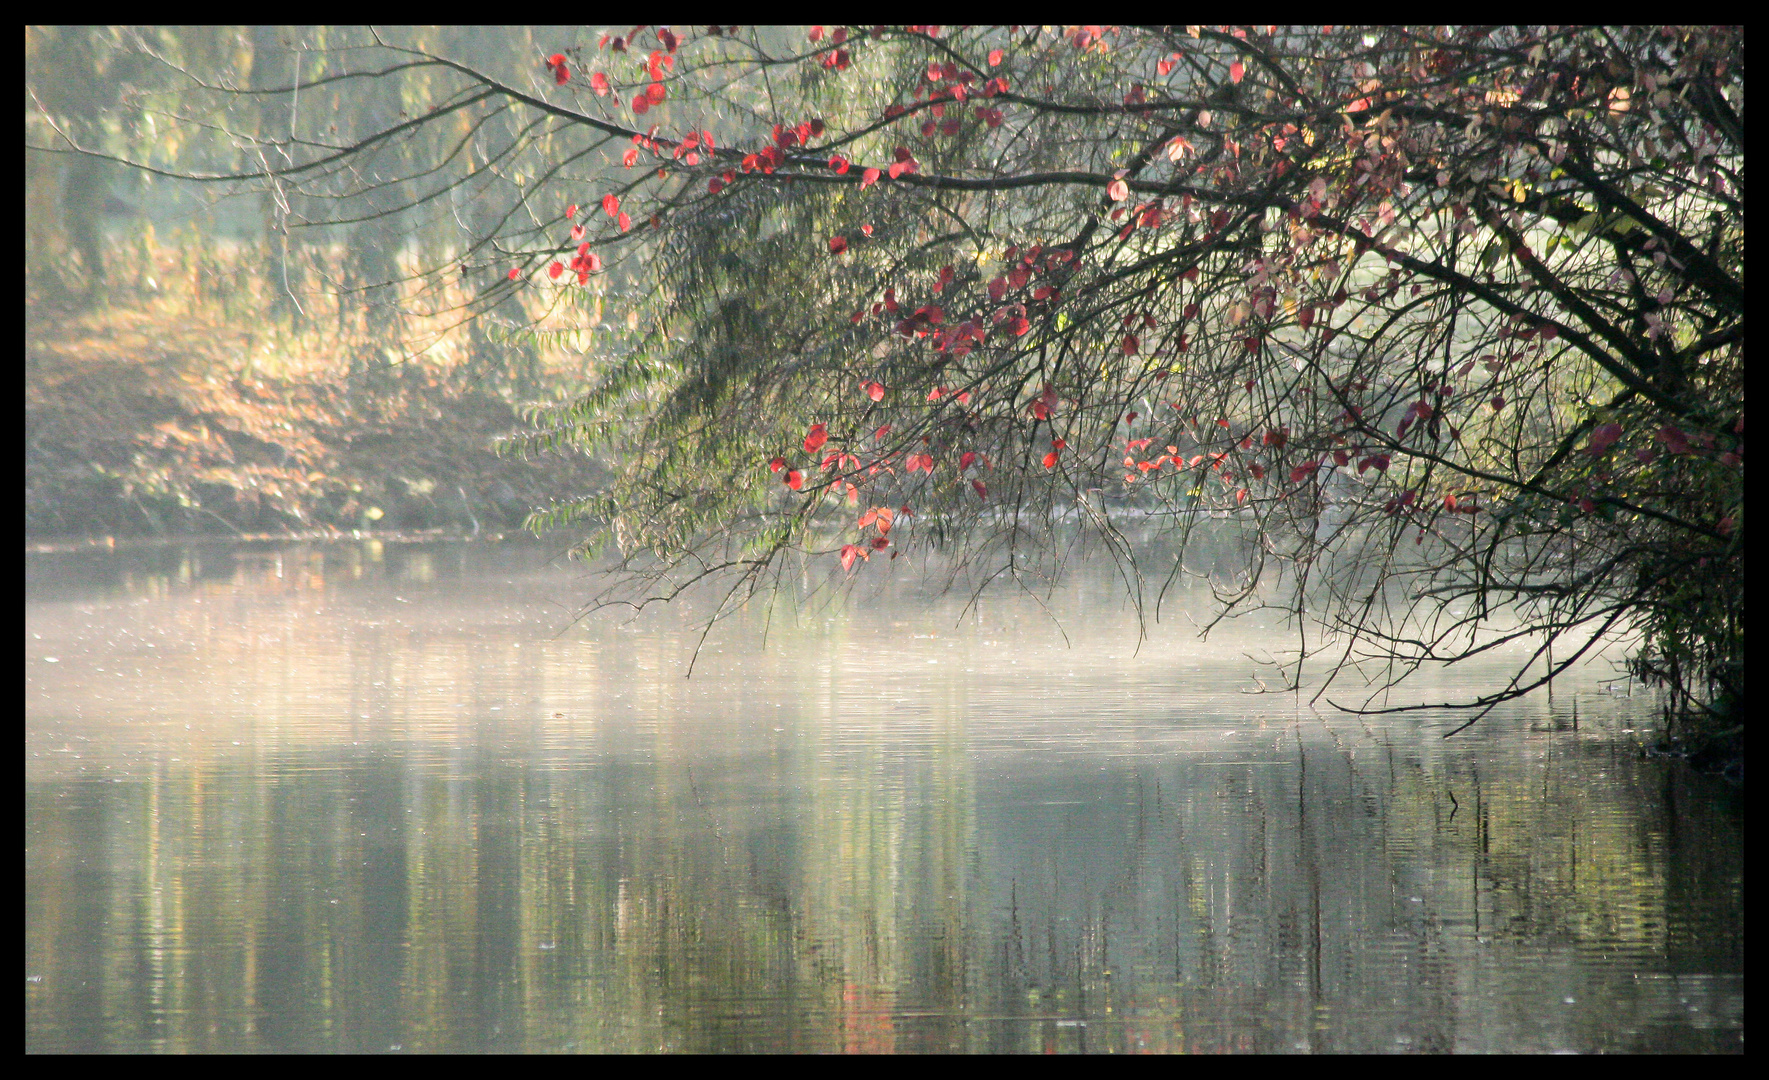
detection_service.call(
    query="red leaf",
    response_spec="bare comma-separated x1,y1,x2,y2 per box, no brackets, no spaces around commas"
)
622,147,639,168
809,25,825,42
840,544,862,572
865,381,886,402
548,261,564,279
617,211,631,232
1106,178,1129,201
589,72,609,96
829,154,850,174
988,49,1003,67
960,451,977,470
1042,450,1060,469
1587,422,1623,454
1121,334,1139,355
1289,462,1318,484
829,236,849,254
768,456,787,473
602,194,619,216
785,469,804,490
507,267,520,280
565,203,578,218
860,167,881,189
632,93,649,115
972,479,988,499
1229,60,1245,84
804,423,829,453
708,178,725,194
1656,424,1692,455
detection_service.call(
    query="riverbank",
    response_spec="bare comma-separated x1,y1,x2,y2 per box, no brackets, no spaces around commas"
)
25,264,607,543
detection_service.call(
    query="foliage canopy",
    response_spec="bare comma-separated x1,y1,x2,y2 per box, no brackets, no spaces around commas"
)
31,25,1744,728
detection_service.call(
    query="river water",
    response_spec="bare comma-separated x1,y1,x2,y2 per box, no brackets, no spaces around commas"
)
25,539,1743,1053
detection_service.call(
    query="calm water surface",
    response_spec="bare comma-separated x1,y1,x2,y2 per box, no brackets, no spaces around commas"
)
25,540,1743,1053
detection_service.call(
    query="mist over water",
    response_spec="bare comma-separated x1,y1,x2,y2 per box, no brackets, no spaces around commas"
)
26,540,1743,1053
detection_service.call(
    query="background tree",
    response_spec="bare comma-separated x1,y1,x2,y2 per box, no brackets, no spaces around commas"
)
33,26,1743,733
